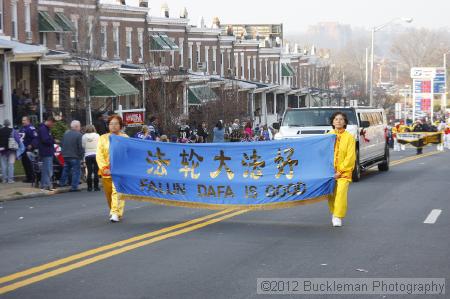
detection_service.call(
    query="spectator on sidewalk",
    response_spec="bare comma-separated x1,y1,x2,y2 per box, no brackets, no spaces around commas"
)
19,116,38,183
134,125,153,141
197,121,209,143
0,120,21,183
93,112,108,136
213,120,225,143
37,116,56,191
59,120,84,192
82,125,100,192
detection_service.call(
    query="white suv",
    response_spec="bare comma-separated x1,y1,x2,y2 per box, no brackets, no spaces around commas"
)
274,107,389,181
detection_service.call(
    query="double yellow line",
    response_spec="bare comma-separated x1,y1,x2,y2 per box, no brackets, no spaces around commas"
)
0,208,248,295
390,150,442,167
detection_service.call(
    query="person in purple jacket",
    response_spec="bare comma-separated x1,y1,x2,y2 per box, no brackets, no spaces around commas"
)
36,116,56,191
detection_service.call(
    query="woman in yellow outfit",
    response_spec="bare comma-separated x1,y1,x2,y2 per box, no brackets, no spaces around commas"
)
96,115,128,223
328,112,356,227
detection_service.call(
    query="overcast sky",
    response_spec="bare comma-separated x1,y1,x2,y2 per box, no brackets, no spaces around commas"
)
147,0,449,33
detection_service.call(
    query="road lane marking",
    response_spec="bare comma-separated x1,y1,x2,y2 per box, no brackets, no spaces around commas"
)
424,209,442,224
0,208,235,285
390,151,441,167
0,209,249,295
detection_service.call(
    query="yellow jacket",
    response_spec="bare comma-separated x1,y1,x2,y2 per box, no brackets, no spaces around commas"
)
328,129,356,181
96,132,128,178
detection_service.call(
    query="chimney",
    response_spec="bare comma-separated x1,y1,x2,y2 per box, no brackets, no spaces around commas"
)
161,2,169,18
198,16,205,28
180,7,188,19
212,17,220,29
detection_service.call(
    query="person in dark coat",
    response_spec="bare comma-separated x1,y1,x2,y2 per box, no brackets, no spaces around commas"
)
19,116,38,183
37,116,56,190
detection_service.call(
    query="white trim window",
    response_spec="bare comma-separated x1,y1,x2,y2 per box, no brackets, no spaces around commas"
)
188,43,193,70
113,26,120,58
24,1,31,41
138,30,143,62
11,0,18,40
178,38,184,68
0,0,3,33
100,25,107,58
71,16,78,50
88,19,93,53
212,47,216,74
126,29,132,62
196,44,200,64
56,32,64,48
52,80,60,109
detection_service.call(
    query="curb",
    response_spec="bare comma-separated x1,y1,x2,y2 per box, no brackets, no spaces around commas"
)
0,186,89,202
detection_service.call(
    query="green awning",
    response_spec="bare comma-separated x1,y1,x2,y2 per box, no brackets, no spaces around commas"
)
158,33,179,50
38,11,63,32
150,34,171,51
54,12,75,32
90,71,139,97
287,64,295,75
282,63,295,77
188,85,217,105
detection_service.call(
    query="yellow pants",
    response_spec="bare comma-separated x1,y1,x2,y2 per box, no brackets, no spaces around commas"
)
328,179,350,218
102,177,125,218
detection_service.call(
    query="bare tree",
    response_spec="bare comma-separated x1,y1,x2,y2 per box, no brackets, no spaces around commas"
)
391,28,450,69
68,0,108,125
143,54,187,135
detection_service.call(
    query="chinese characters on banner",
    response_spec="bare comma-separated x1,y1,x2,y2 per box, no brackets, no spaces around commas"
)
109,135,336,209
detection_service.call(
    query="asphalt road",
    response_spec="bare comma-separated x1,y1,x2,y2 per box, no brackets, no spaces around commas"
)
0,146,448,299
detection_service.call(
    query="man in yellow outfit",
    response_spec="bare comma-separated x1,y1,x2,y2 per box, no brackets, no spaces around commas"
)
96,115,128,222
328,112,356,227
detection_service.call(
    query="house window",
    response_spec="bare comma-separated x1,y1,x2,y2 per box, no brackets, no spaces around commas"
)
0,0,3,33
212,48,216,73
52,80,60,109
25,2,31,39
69,77,76,99
138,31,143,61
113,27,119,58
126,30,132,61
56,32,64,47
11,1,18,40
88,20,93,53
178,38,184,67
196,45,200,63
101,25,107,58
39,33,47,46
71,17,78,50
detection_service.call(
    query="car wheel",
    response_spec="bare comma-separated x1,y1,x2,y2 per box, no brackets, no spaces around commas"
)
378,144,390,172
352,149,361,182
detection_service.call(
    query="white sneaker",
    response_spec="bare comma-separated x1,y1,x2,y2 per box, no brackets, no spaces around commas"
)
332,216,342,227
109,214,120,222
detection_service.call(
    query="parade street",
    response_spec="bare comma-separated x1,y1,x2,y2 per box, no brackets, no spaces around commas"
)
0,147,449,299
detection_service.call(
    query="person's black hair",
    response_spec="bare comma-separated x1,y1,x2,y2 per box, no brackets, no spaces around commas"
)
330,111,348,129
46,116,56,122
216,121,223,130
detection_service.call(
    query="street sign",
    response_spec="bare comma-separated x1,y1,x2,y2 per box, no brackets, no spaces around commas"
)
410,67,436,79
433,67,446,94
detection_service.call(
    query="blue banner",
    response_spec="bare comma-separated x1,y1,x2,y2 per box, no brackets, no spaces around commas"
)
110,134,336,209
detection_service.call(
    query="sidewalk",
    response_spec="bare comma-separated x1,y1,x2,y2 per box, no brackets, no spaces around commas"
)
0,181,89,202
